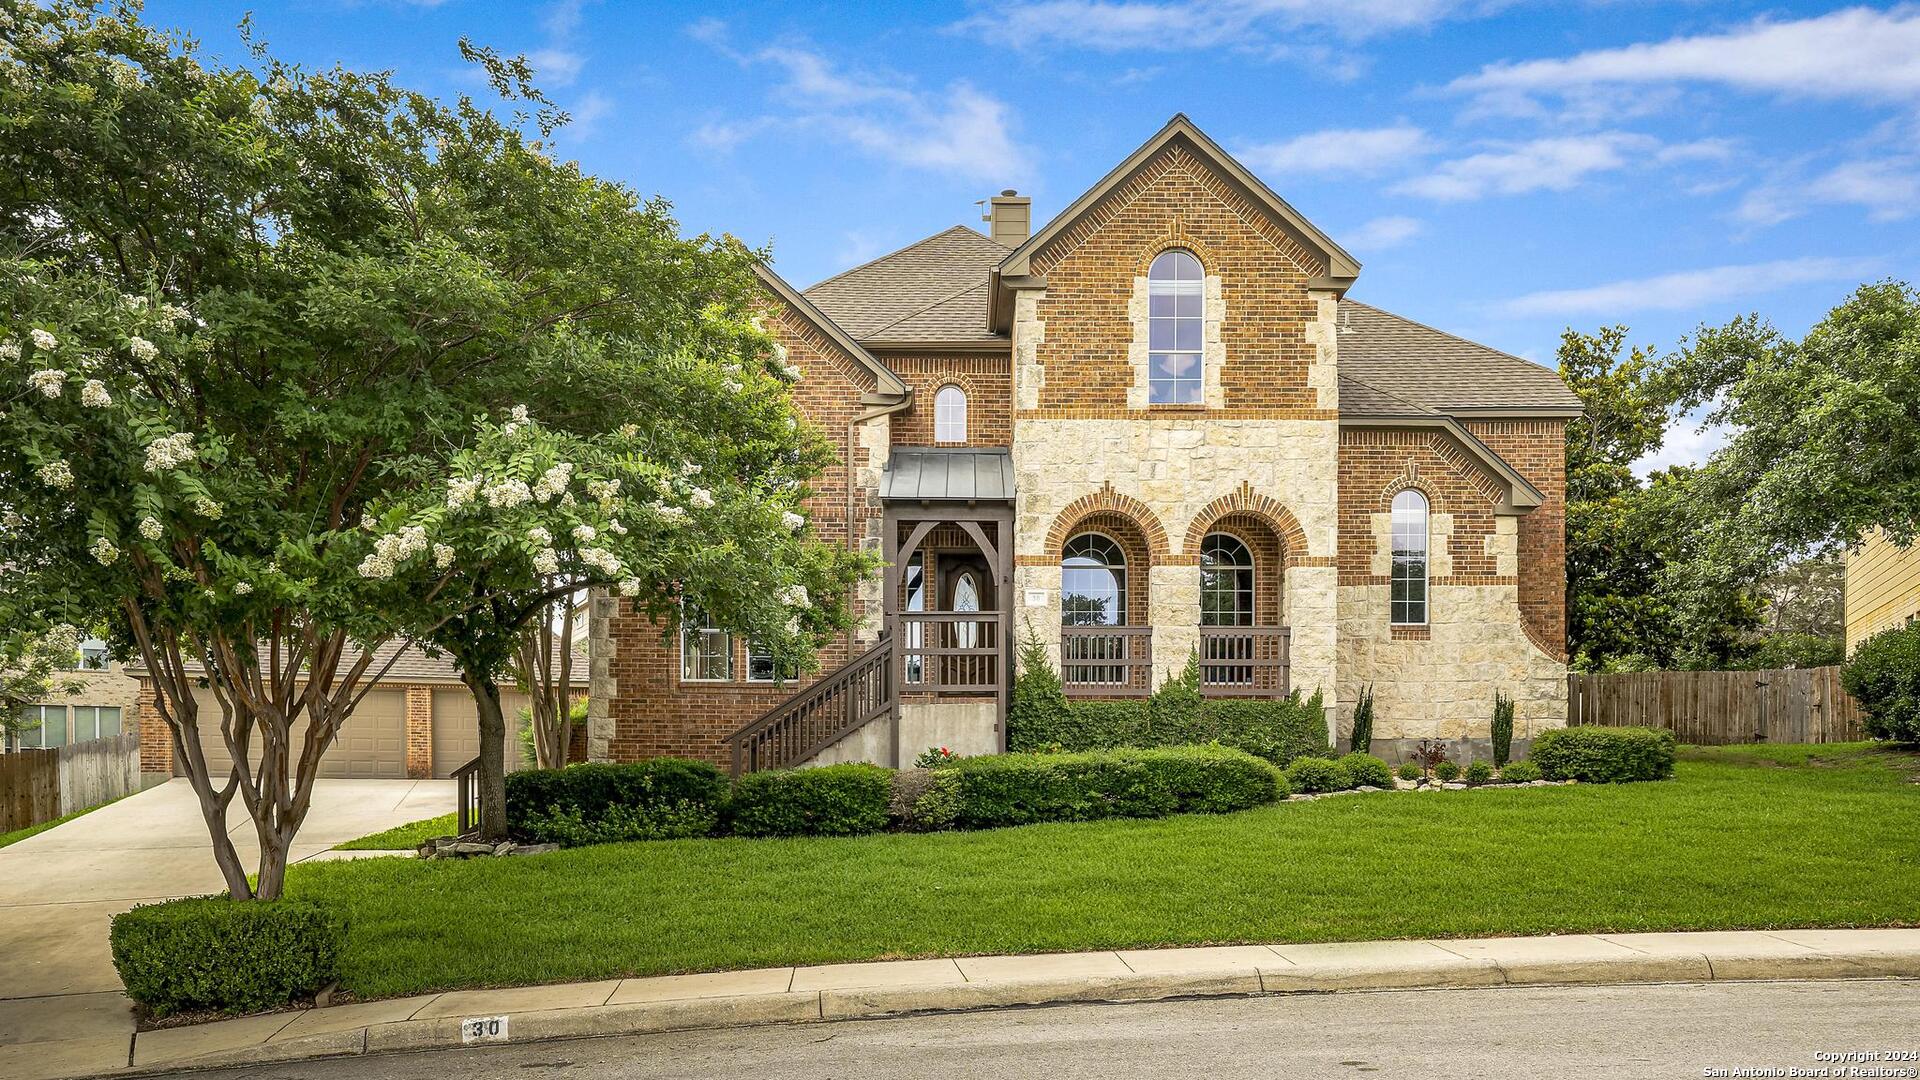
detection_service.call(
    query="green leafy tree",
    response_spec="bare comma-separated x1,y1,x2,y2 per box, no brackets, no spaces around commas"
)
0,5,853,893
0,625,84,743
1661,282,1920,664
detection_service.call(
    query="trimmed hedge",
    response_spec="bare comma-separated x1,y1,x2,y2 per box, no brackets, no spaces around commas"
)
1337,752,1393,789
1283,755,1348,794
110,898,343,1017
1842,623,1920,742
1531,726,1675,783
727,763,894,838
944,746,1283,829
1464,760,1494,785
505,759,727,845
890,769,963,832
1500,760,1542,783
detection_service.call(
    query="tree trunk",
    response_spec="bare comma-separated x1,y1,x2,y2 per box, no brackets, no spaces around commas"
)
464,671,510,842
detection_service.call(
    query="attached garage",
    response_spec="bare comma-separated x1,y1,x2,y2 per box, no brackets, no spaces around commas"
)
177,687,410,780
430,688,531,778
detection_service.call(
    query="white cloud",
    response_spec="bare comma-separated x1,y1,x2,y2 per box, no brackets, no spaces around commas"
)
566,90,613,140
1450,7,1920,113
1236,124,1433,176
1393,133,1653,201
1499,256,1867,318
1343,215,1423,250
527,48,583,87
693,45,1032,183
1738,158,1920,226
1634,414,1732,478
951,0,1470,53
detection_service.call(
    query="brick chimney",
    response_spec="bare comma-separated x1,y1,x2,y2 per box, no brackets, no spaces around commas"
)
983,189,1031,247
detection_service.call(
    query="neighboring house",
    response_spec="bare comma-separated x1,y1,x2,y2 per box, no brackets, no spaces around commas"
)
5,638,141,752
589,115,1579,770
1844,531,1920,651
128,640,588,786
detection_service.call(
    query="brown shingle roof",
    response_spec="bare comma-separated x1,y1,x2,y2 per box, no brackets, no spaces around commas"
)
1339,301,1581,415
803,226,1008,342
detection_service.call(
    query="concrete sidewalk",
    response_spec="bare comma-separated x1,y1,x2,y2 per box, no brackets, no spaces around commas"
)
15,927,1920,1080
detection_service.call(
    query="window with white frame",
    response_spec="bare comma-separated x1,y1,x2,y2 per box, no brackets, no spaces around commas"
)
1147,249,1204,405
933,385,967,443
18,705,66,749
69,706,121,742
1199,533,1254,627
1390,489,1429,625
76,638,110,671
745,641,797,684
680,607,734,682
1060,533,1127,627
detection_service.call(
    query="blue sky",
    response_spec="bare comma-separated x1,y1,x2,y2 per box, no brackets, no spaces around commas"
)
147,1,1920,469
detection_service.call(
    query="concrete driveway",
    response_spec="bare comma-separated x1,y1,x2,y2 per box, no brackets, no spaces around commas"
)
0,779,450,1072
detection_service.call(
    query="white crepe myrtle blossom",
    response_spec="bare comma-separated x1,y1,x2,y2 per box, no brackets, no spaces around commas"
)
432,543,455,569
357,524,428,579
89,536,119,565
782,364,803,381
192,496,223,519
159,303,191,326
533,463,573,502
27,368,64,398
722,379,743,395
29,328,57,351
137,516,163,540
688,487,714,509
580,547,622,575
532,548,560,575
446,477,481,511
606,519,627,536
80,380,111,407
128,336,158,362
37,459,72,489
143,432,196,473
651,502,687,524
617,577,643,597
502,403,530,436
586,478,620,506
0,342,19,362
571,524,596,543
483,478,531,508
779,584,809,609
782,511,805,532
526,526,552,546
122,294,148,310
233,582,253,596
680,462,701,477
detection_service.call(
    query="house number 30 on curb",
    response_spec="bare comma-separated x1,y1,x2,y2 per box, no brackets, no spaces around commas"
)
462,1015,509,1044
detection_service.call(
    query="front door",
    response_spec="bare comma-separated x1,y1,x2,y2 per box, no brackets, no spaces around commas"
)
939,553,992,683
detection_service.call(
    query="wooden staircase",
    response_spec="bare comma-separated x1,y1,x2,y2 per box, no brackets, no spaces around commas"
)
724,636,896,776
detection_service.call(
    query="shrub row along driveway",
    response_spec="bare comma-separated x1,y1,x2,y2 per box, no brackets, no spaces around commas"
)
287,744,1920,1001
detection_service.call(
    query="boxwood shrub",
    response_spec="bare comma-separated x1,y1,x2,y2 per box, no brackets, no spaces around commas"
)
1500,759,1542,783
727,763,894,838
505,759,727,845
945,746,1282,828
1336,752,1393,789
1283,755,1350,793
1842,622,1920,742
110,898,343,1017
1530,726,1675,783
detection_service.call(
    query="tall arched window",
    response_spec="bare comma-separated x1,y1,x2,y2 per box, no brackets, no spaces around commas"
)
1061,533,1127,626
1391,490,1429,625
934,385,967,443
1147,249,1204,405
1199,533,1254,626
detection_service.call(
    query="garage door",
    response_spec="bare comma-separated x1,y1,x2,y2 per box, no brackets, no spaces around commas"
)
178,687,409,779
431,688,532,778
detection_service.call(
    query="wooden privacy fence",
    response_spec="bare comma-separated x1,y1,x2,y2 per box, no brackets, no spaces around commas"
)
1566,666,1866,745
0,733,141,833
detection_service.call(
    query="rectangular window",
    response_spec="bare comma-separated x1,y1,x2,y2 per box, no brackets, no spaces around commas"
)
745,641,797,684
69,706,122,742
680,608,734,682
76,639,110,671
19,705,67,749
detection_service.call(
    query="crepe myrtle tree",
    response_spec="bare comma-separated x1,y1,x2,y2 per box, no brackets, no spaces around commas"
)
361,403,868,840
0,4,789,897
0,624,85,746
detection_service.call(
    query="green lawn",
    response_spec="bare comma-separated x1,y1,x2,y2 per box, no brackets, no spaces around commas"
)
335,812,458,851
287,744,1920,1000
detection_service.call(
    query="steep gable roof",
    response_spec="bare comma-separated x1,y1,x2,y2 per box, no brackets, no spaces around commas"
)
803,226,1009,343
1339,301,1582,416
752,262,909,399
997,114,1362,286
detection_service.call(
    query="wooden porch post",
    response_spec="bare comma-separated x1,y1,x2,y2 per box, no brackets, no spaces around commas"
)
883,504,902,769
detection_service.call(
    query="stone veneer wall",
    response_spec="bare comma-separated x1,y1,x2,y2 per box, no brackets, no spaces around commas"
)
1334,426,1568,760
587,296,893,766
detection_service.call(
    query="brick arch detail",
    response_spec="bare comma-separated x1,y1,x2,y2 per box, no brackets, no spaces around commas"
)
1182,481,1311,563
1134,232,1221,277
1046,483,1172,559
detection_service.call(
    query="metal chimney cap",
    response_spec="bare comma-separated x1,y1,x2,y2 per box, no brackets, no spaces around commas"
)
1000,189,1018,196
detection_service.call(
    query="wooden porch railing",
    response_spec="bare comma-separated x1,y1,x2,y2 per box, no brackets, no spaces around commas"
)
452,755,482,835
726,636,897,777
1198,625,1291,697
900,612,1002,693
1061,625,1153,697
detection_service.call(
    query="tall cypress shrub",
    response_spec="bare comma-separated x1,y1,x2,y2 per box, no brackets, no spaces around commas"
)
1349,683,1375,754
1491,690,1515,766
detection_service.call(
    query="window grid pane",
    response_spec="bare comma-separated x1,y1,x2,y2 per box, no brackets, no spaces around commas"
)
1060,534,1127,627
934,386,967,443
681,609,734,681
1390,491,1429,625
1147,251,1205,406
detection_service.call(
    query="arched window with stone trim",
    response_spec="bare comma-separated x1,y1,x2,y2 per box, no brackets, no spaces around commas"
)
1147,249,1204,404
1199,532,1254,627
1390,489,1429,626
1061,533,1127,626
934,384,967,443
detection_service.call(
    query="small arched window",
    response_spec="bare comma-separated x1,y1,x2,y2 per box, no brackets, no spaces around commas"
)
1147,249,1204,405
1060,533,1127,626
934,385,967,443
1390,490,1429,626
1200,533,1254,627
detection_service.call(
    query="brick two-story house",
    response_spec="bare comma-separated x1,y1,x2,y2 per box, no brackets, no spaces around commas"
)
588,115,1580,772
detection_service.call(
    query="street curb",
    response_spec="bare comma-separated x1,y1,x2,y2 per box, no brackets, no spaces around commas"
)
104,936,1920,1078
